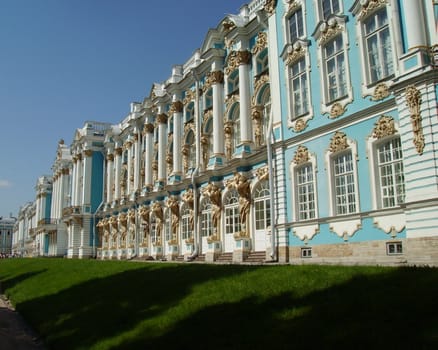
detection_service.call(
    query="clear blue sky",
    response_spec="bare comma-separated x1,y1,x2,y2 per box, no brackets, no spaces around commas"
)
0,0,241,218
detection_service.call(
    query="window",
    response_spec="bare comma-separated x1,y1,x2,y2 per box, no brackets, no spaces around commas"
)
231,104,241,148
227,71,239,95
253,180,270,230
322,0,340,20
301,247,312,258
164,209,171,242
296,164,316,220
290,58,309,118
186,131,196,170
288,8,304,42
224,189,240,235
364,8,393,83
150,215,157,244
200,200,213,237
377,137,405,208
324,35,347,102
204,89,213,110
181,205,191,240
333,151,357,215
386,242,403,255
256,50,269,75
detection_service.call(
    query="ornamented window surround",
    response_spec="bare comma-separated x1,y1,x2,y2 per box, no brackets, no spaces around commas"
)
313,15,353,118
280,40,313,132
350,0,399,98
313,0,343,22
290,145,319,222
282,0,308,46
366,115,403,210
325,131,360,217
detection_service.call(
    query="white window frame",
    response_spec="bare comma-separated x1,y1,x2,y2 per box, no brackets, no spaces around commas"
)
289,57,309,120
386,241,403,255
224,189,241,236
366,122,405,210
253,180,271,231
326,137,360,217
290,151,318,222
200,199,213,237
315,0,342,21
180,205,191,241
351,2,399,96
323,35,348,103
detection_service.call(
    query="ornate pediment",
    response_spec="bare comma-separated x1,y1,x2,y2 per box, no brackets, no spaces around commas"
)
329,131,349,153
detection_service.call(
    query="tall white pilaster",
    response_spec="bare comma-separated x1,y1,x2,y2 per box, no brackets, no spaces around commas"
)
172,99,183,177
114,147,122,202
144,124,154,188
134,132,141,192
157,113,168,182
402,0,427,50
106,154,114,204
82,150,93,207
238,50,253,146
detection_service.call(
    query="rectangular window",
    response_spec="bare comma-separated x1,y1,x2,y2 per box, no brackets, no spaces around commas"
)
181,211,191,240
386,242,403,255
201,209,212,237
333,152,356,215
290,58,309,118
296,164,316,220
322,0,340,19
289,9,304,42
364,8,393,83
377,137,405,208
301,247,312,258
225,206,240,235
324,35,347,102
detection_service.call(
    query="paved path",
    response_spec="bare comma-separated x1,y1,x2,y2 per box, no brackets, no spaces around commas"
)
0,295,46,350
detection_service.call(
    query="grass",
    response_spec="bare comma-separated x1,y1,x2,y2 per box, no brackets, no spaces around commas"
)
0,259,437,349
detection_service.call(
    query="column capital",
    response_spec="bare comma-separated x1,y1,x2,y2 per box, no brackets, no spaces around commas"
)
106,154,114,162
170,101,184,114
157,113,168,124
115,147,123,156
143,123,154,134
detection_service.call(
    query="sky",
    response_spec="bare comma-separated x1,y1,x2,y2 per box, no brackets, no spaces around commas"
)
0,0,241,218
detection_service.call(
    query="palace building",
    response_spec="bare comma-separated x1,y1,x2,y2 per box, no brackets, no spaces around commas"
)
13,0,438,265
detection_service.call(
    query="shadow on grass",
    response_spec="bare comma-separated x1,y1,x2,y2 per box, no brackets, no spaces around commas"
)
0,270,47,296
15,263,256,350
120,267,438,350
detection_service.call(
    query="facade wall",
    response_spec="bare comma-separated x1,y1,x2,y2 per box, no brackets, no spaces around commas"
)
15,0,438,265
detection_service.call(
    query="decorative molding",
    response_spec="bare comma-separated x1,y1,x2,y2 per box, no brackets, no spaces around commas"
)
293,118,307,132
358,0,387,21
372,115,396,139
372,82,390,101
106,154,114,162
84,149,93,157
183,89,195,105
293,145,310,165
329,102,346,119
329,219,362,240
293,224,319,241
318,21,343,46
252,72,270,107
286,0,300,14
203,71,224,92
252,32,268,55
143,123,154,134
256,166,269,181
225,50,251,75
169,101,183,114
264,0,277,15
285,45,305,66
373,213,405,237
115,147,123,156
329,131,349,153
157,113,168,124
405,85,424,155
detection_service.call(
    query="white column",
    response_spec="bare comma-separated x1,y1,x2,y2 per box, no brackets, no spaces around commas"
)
106,154,114,204
114,147,122,201
144,124,154,188
134,132,141,191
71,158,77,206
401,0,427,50
238,50,253,145
126,140,133,195
75,154,83,206
172,99,183,176
157,113,168,182
82,150,93,207
211,68,225,157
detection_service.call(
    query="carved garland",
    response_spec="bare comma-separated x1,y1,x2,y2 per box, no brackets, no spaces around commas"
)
329,131,349,153
373,115,396,139
203,71,224,93
405,85,424,155
252,32,268,55
293,145,310,165
264,0,277,16
358,0,388,21
225,50,251,75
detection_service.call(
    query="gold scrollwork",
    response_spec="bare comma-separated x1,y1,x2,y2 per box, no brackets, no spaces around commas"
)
293,145,310,165
406,85,424,155
373,115,396,139
329,131,349,153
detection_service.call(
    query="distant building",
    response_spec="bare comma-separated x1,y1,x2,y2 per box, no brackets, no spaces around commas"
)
1,215,16,255
14,0,438,265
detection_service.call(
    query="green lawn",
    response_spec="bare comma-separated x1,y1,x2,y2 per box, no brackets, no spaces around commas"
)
0,259,437,349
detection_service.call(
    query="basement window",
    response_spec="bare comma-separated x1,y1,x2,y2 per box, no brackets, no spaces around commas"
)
301,247,312,258
386,242,403,255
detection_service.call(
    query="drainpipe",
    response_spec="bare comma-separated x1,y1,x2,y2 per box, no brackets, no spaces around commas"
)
189,69,201,260
266,108,277,261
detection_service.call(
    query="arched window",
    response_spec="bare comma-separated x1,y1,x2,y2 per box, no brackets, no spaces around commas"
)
186,130,196,170
227,70,239,96
253,180,271,230
180,204,192,240
224,189,240,236
231,104,241,149
200,198,213,237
